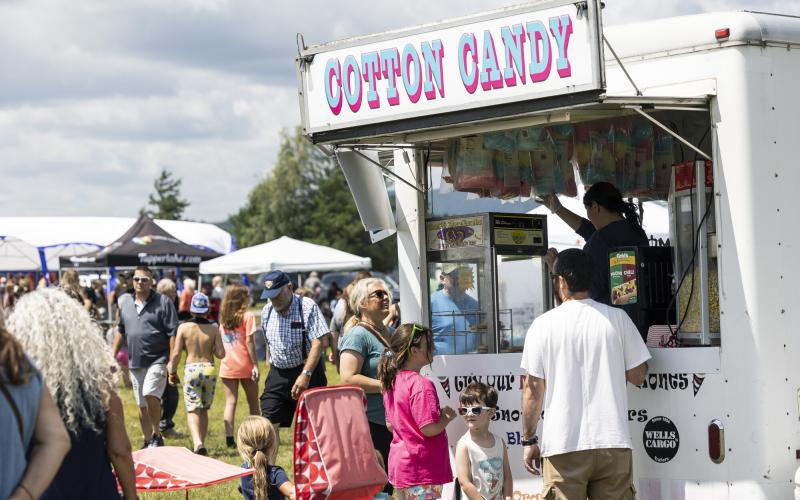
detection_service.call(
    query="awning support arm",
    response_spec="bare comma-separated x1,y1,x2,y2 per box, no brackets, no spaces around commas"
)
347,148,425,194
628,106,712,161
603,35,642,97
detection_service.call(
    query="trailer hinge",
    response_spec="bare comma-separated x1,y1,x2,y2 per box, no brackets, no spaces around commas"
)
296,33,314,66
575,2,587,19
574,1,603,19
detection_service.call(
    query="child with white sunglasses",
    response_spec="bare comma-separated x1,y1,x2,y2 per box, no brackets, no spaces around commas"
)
455,382,513,500
378,324,457,499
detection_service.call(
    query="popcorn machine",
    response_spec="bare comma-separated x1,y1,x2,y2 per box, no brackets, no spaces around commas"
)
425,213,549,355
669,160,720,345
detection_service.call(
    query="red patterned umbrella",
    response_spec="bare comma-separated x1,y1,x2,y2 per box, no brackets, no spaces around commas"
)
131,446,252,493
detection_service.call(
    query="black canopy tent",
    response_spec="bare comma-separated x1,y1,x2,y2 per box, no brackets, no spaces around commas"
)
59,215,221,269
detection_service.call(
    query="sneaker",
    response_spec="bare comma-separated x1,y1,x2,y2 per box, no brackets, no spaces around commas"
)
147,434,165,448
226,436,235,448
141,438,151,450
194,447,208,456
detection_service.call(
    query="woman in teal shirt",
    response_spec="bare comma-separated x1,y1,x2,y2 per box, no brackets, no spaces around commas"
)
338,277,394,493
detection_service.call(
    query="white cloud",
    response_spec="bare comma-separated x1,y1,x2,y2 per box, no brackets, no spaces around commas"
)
0,0,798,222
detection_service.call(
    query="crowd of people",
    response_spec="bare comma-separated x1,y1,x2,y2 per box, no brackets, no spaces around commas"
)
1,183,654,500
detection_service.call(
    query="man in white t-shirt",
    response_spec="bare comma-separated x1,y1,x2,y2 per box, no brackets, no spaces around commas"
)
520,248,650,499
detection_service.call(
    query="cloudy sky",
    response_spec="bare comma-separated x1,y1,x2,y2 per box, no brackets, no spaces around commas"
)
0,0,796,223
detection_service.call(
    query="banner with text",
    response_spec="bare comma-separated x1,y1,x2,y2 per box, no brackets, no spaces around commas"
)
299,0,604,134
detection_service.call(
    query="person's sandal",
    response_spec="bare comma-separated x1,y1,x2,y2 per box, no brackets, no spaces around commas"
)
194,446,208,456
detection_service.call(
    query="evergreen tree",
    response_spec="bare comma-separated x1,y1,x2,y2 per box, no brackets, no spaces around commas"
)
141,169,190,220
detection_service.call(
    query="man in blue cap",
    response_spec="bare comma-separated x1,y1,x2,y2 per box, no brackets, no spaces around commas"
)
259,270,329,427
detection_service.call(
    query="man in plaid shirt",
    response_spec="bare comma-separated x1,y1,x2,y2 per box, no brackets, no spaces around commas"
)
259,270,329,427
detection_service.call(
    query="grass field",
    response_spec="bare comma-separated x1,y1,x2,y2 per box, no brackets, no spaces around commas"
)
120,356,341,499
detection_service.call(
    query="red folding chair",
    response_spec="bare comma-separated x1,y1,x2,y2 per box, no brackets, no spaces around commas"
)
294,385,388,499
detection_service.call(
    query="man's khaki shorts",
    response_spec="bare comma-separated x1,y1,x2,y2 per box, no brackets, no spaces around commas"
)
129,363,167,408
543,448,636,500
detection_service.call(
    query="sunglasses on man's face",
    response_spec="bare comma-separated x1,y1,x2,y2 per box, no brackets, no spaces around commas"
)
132,277,151,283
458,406,494,417
369,290,389,299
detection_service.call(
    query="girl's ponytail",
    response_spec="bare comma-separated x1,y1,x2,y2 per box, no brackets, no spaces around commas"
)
377,348,399,391
619,199,641,227
251,450,269,500
237,416,279,500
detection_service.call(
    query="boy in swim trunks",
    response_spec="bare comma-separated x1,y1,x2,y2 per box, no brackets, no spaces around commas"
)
167,292,225,455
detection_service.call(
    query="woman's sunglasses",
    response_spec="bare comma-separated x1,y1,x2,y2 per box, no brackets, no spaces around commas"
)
369,290,389,299
458,406,494,416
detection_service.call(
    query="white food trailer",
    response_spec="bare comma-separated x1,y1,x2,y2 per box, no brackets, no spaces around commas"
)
296,2,800,498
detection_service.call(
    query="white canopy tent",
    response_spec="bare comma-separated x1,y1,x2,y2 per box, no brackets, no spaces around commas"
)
530,196,671,251
0,217,234,272
199,236,371,275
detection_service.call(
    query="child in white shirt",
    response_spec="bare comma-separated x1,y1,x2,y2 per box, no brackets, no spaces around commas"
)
455,382,512,500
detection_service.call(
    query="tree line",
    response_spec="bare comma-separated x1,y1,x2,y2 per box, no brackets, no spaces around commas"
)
142,127,397,273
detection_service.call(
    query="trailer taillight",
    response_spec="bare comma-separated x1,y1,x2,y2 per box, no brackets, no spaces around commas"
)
715,28,730,41
708,419,725,463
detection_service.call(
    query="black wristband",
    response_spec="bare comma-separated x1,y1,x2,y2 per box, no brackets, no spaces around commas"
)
521,436,538,446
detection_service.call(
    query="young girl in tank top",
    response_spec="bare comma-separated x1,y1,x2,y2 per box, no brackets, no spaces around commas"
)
377,324,457,499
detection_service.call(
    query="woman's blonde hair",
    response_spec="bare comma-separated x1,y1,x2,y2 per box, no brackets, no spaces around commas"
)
348,278,386,318
58,269,84,303
237,416,279,500
7,288,116,434
156,278,177,297
220,283,250,330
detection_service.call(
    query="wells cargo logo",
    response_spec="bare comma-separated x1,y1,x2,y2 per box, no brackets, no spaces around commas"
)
643,416,680,463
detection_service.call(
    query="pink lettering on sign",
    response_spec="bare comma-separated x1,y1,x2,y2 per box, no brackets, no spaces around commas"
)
549,15,573,78
361,51,382,109
324,59,343,115
342,55,362,112
480,30,503,91
380,48,401,106
422,39,445,100
319,12,580,117
500,24,526,87
402,43,423,104
459,33,479,94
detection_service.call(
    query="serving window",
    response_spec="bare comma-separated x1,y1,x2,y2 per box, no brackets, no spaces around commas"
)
421,107,720,351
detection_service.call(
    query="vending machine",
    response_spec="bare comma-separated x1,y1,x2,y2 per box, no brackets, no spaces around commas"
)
424,213,549,354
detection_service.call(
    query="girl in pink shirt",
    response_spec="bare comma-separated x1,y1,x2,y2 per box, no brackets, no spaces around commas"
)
219,283,260,448
378,324,456,499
